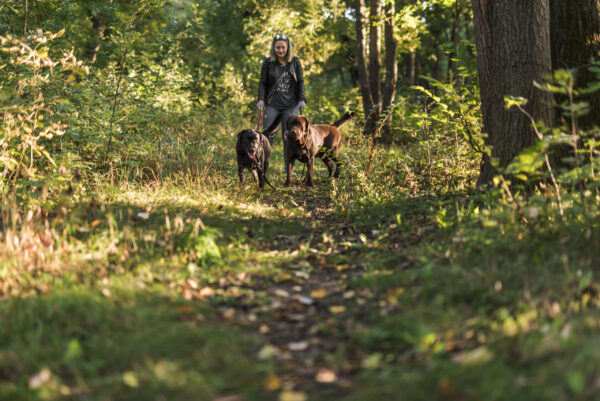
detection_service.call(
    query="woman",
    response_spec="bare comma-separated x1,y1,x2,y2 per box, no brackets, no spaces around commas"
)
257,33,306,175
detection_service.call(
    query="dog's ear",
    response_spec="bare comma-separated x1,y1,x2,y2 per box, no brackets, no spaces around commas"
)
301,116,310,133
237,130,244,143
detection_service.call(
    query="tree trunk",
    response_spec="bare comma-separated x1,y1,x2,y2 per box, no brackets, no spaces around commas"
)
383,0,398,138
23,0,28,34
87,14,107,63
550,0,600,128
407,51,417,86
368,0,382,112
354,0,374,132
472,0,554,185
447,0,461,78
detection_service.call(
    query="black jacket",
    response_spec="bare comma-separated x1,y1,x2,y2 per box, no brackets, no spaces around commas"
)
258,56,305,105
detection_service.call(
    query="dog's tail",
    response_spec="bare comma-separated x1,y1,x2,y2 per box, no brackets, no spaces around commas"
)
332,111,355,129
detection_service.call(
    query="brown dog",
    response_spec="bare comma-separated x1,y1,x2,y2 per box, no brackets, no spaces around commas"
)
235,115,281,189
285,112,354,187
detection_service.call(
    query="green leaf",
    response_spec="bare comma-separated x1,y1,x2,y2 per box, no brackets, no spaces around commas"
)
506,142,545,175
504,96,528,109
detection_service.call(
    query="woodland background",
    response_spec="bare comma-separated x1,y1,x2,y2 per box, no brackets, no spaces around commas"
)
1,1,600,400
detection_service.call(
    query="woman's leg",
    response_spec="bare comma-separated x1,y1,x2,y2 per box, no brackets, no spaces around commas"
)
262,105,282,145
281,106,299,175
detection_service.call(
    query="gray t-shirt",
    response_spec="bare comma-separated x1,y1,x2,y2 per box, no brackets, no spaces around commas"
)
269,64,298,110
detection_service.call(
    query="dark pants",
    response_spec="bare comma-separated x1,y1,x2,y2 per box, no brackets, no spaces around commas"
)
263,104,299,174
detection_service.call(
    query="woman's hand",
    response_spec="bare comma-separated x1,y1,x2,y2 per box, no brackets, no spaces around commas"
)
298,100,305,115
257,100,264,111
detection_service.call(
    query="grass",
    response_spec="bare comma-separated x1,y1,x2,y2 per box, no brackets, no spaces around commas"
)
2,116,600,400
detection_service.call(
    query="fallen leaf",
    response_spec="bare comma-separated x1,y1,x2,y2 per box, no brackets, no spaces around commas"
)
294,271,310,279
222,308,235,320
278,272,292,281
362,353,383,370
310,289,328,298
264,374,282,390
452,346,494,367
273,289,290,298
298,296,314,306
137,212,150,220
279,391,307,401
122,371,139,388
335,264,351,271
258,344,279,359
386,288,404,304
288,341,309,351
29,368,52,389
198,287,215,298
329,305,346,314
315,369,337,383
38,233,54,247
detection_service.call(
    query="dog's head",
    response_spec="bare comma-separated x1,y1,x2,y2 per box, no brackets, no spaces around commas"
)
237,129,261,159
286,115,310,147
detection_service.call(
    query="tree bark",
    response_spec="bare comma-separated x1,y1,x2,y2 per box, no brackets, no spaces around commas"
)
354,0,374,128
87,14,107,63
368,0,382,111
383,0,398,137
23,0,28,34
407,51,417,86
550,0,600,128
472,0,554,185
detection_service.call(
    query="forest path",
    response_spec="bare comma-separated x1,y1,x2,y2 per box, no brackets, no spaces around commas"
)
202,179,421,395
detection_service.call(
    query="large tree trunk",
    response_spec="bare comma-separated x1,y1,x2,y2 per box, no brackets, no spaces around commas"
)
354,0,374,132
550,0,600,128
472,0,554,185
382,0,398,137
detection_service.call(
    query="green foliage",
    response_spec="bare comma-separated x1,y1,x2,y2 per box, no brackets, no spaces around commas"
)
503,66,600,221
0,30,87,209
394,62,482,192
2,4,600,400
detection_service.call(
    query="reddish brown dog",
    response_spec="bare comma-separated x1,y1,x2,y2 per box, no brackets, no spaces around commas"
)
285,112,354,187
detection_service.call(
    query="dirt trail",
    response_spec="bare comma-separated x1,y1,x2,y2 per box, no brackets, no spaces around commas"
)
213,190,417,393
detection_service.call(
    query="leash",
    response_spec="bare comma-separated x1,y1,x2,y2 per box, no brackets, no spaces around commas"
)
255,108,263,131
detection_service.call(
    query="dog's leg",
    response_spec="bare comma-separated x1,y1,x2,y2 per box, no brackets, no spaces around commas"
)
333,156,342,178
321,155,335,177
305,157,314,187
285,159,295,186
251,169,259,186
238,166,245,184
258,170,266,189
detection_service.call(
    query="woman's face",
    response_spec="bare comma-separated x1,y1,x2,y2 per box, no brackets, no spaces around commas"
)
274,40,288,60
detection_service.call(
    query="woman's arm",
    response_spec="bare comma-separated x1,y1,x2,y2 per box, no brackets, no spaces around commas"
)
258,58,269,103
295,58,305,103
